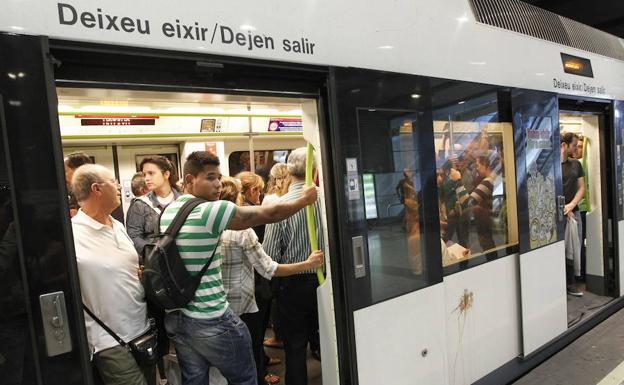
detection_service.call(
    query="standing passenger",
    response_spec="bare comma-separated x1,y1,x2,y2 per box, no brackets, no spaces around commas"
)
71,164,155,385
126,156,181,254
64,152,93,217
263,147,325,385
130,172,150,198
161,151,318,385
560,132,585,297
219,176,324,385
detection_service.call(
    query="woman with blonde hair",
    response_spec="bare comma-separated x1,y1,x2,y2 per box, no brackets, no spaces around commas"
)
220,176,324,385
262,163,290,205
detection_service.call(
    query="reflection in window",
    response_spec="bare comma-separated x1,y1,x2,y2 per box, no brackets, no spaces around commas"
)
357,109,426,302
433,93,518,266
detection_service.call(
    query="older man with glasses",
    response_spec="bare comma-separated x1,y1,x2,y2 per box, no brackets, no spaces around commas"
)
71,164,155,385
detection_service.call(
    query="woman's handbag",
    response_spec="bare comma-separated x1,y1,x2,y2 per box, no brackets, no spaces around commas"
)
83,304,159,367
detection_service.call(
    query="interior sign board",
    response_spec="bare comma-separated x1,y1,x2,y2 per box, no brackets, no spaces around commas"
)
560,53,593,78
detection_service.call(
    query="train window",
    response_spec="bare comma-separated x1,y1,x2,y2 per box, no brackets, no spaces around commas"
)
433,90,518,270
228,150,291,179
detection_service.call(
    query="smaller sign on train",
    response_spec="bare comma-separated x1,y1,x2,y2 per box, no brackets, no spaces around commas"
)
268,117,302,132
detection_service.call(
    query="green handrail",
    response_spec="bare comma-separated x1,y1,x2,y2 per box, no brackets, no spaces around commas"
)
305,143,325,285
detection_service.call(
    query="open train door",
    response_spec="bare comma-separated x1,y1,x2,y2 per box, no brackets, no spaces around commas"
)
0,33,93,384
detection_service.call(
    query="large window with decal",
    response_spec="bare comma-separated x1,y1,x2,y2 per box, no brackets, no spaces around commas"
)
432,85,518,271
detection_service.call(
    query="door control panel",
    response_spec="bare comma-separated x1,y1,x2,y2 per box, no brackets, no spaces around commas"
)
352,236,367,278
39,291,72,356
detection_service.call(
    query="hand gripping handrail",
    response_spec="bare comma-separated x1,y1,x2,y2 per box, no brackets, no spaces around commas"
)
305,143,325,285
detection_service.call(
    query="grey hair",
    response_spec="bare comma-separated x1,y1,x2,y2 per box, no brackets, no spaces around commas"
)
71,164,109,203
287,147,316,178
131,172,147,196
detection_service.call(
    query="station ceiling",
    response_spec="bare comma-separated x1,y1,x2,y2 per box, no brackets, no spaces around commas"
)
524,0,624,38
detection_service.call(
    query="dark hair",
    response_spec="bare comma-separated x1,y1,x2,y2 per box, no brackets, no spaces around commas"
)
183,151,220,177
65,152,93,170
140,156,180,191
560,131,579,145
476,153,491,169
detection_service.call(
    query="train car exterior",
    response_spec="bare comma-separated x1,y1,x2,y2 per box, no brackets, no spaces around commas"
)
2,1,624,384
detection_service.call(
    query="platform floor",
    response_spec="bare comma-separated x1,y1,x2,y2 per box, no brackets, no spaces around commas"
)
514,304,624,385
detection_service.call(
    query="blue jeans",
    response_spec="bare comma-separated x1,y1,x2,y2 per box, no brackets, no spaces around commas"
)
164,308,257,385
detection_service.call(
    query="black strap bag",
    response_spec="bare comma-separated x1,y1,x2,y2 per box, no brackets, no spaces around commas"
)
83,304,159,367
141,197,219,310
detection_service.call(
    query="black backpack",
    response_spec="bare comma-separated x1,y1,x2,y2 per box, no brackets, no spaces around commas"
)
141,197,218,310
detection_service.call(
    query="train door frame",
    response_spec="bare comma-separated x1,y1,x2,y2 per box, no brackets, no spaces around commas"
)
46,38,355,384
558,97,618,301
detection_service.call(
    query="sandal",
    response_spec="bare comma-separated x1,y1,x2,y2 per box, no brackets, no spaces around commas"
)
263,337,284,349
264,373,280,384
266,357,282,366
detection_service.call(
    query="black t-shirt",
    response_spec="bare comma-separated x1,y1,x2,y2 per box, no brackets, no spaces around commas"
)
561,158,585,211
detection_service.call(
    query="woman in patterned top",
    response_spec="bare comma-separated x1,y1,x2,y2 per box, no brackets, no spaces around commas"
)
219,176,324,385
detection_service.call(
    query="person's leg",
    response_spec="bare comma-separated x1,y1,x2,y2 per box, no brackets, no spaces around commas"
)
240,310,267,384
279,279,311,385
186,309,256,385
94,345,148,385
164,312,210,385
575,210,583,278
580,210,587,280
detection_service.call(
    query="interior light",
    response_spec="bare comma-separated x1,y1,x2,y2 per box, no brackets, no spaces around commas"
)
240,25,256,31
469,61,487,65
411,94,421,99
17,72,25,78
377,45,394,50
288,109,303,115
368,108,377,112
10,26,24,31
456,15,469,23
458,101,466,105
57,105,75,112
7,72,16,80
165,106,224,114
80,105,152,113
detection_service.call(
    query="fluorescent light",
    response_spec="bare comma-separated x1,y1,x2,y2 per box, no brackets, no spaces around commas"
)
411,94,421,99
10,26,24,31
17,72,25,78
456,15,469,23
458,101,466,105
377,45,394,50
7,72,16,80
80,105,152,113
240,25,256,31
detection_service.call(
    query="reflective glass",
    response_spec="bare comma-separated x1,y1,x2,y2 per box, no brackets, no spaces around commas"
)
433,92,518,267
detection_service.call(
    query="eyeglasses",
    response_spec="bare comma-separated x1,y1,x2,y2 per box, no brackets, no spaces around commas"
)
96,179,121,188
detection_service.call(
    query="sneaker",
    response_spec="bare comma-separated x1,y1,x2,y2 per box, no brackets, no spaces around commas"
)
567,286,583,297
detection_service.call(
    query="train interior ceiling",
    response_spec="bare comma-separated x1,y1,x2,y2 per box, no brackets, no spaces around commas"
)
559,105,614,327
57,86,324,383
58,87,311,216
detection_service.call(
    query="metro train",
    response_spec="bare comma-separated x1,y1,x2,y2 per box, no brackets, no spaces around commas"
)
2,0,624,384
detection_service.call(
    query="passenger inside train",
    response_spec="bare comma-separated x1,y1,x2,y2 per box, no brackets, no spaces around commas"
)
59,87,328,385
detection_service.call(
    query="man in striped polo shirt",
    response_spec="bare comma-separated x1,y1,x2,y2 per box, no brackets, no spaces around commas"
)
161,151,317,385
451,152,496,252
263,147,325,385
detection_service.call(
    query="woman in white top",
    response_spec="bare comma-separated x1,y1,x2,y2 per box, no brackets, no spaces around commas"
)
220,176,323,385
261,162,290,206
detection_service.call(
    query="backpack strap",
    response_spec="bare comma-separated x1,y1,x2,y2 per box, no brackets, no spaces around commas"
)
162,197,207,236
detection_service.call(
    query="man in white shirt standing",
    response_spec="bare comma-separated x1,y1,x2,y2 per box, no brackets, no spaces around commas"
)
71,164,155,385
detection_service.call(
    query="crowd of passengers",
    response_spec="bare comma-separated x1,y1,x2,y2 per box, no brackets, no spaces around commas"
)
65,148,325,385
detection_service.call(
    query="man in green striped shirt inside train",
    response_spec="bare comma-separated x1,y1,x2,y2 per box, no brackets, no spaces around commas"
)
160,151,318,385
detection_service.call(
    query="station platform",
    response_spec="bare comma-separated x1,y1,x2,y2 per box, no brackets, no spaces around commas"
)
514,305,624,385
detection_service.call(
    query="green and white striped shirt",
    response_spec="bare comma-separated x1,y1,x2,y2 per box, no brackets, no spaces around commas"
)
160,195,237,320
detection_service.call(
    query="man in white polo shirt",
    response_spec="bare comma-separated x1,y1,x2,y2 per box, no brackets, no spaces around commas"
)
71,164,155,385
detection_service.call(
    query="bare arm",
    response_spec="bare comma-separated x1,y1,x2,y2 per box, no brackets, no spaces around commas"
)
274,250,324,277
564,177,585,216
228,185,317,230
